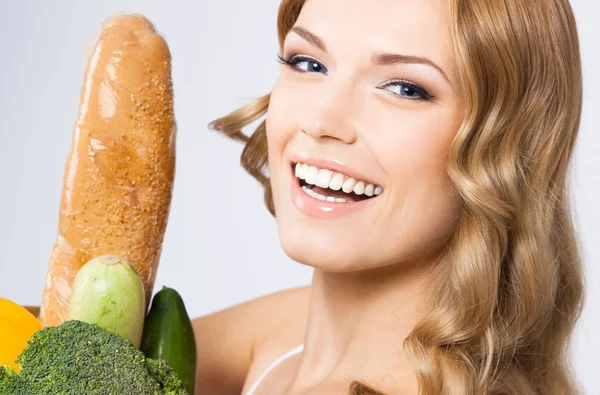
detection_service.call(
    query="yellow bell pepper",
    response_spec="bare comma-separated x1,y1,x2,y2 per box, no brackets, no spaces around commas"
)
0,298,43,372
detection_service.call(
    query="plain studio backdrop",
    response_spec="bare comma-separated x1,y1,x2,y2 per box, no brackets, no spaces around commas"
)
0,0,598,392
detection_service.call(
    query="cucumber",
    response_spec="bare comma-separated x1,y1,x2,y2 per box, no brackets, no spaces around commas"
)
141,286,197,395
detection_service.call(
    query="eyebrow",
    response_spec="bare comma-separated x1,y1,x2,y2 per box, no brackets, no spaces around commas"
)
290,26,327,52
288,26,451,85
371,53,450,84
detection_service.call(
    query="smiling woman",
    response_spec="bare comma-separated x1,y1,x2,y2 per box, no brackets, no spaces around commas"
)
201,0,585,394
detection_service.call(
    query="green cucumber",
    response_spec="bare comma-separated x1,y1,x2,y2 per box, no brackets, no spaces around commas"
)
141,286,197,395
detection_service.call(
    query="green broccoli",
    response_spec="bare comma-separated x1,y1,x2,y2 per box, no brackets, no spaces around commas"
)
0,365,15,393
0,320,188,395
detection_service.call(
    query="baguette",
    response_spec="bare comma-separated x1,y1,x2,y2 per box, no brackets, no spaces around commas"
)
39,14,176,327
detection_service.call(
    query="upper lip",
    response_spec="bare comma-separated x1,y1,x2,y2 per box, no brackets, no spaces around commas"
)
291,153,381,187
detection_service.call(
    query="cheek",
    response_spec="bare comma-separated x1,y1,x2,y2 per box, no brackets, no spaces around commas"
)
377,108,462,250
374,105,460,189
265,80,299,151
265,113,282,206
265,82,300,207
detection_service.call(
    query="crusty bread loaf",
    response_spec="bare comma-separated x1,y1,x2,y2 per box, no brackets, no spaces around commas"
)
39,14,176,327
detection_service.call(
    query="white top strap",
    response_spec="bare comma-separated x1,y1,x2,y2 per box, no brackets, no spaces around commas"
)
246,344,304,395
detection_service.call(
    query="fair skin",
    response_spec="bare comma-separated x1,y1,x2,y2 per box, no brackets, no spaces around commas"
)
193,0,464,393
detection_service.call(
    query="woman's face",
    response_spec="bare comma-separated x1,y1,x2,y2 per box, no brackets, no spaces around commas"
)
266,0,464,272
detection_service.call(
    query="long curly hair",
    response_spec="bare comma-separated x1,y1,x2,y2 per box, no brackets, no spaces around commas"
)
208,0,585,393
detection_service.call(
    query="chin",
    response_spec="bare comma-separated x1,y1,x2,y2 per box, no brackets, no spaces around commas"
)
276,221,385,273
275,210,452,276
278,228,349,272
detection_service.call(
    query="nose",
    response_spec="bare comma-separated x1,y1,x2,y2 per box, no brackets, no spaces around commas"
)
300,84,358,144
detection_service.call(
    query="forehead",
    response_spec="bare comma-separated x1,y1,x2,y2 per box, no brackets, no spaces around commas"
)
294,0,455,75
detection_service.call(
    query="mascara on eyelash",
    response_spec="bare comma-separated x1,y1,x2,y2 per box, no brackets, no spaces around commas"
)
277,53,314,66
277,53,326,75
276,53,308,65
276,53,290,65
384,79,436,100
276,54,303,74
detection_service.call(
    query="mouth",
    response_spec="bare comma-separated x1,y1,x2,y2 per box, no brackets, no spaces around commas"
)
292,162,383,203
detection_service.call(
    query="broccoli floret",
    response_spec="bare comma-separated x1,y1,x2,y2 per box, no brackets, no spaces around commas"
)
0,320,188,395
0,365,15,382
148,359,192,394
0,365,14,379
0,365,15,393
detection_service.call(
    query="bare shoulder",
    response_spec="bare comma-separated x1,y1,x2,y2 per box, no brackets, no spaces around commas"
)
241,285,311,393
192,285,311,395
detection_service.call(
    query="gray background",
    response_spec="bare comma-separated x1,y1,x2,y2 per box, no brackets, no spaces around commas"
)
0,0,597,392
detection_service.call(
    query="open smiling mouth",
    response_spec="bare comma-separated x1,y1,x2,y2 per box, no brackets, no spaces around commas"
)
292,162,383,203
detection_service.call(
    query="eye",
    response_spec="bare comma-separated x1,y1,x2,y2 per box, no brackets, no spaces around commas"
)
379,80,435,102
277,54,328,75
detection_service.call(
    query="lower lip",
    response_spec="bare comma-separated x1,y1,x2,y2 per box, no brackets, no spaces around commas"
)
290,173,376,219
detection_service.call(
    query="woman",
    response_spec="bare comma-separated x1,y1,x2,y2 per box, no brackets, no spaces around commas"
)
192,0,585,394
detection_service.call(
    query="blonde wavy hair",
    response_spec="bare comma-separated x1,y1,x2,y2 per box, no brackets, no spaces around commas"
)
209,0,585,393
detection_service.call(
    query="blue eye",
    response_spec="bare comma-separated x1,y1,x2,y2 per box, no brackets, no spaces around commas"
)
296,59,327,73
277,54,328,75
380,80,434,102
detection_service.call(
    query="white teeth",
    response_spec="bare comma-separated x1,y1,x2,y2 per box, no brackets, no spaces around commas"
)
342,178,356,193
353,181,365,195
302,185,315,199
295,162,383,199
305,166,318,184
316,169,333,188
330,173,344,190
302,185,350,203
299,163,309,179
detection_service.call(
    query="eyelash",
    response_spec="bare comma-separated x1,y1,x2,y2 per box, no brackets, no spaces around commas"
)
276,54,436,102
277,54,326,75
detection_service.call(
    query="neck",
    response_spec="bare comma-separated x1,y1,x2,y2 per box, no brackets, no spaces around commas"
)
289,259,433,392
